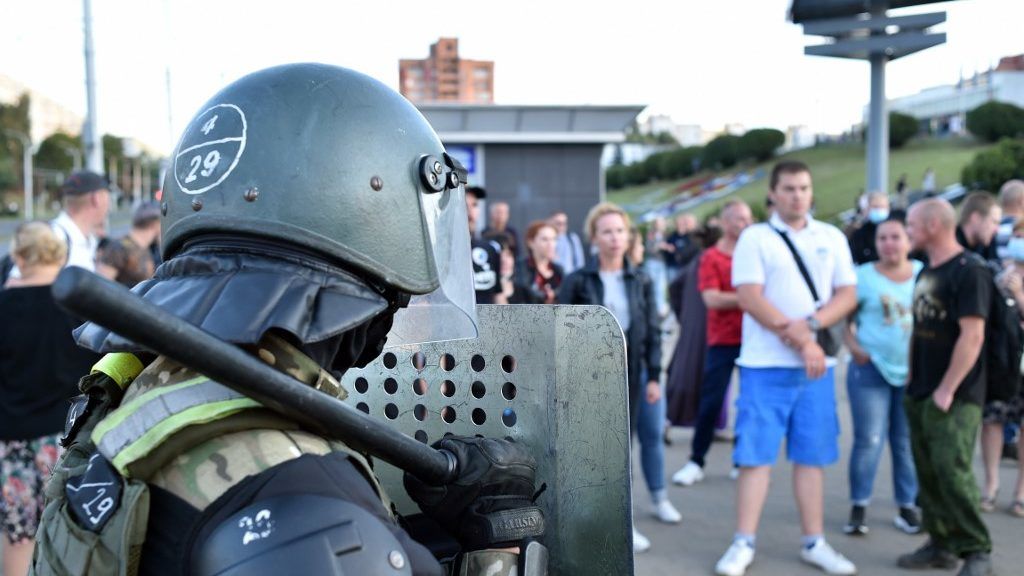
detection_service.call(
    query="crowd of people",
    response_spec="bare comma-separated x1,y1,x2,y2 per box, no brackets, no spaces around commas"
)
0,171,162,576
463,163,1022,576
2,161,1023,576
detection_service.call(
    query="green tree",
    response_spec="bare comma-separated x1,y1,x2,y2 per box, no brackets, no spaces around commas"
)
625,161,649,185
961,138,1024,191
606,164,626,189
0,94,32,193
888,112,919,148
966,101,1024,143
102,133,124,161
738,128,785,161
655,131,679,145
36,132,82,173
703,134,741,169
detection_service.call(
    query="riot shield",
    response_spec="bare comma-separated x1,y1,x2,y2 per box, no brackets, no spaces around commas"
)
341,304,633,575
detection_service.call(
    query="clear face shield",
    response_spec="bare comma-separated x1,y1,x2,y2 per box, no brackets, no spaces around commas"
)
386,155,479,347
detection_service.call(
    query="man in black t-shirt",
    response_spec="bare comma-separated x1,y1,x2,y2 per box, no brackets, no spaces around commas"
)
466,186,504,304
901,199,993,576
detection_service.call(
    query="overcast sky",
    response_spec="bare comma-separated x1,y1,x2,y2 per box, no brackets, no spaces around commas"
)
2,0,1021,154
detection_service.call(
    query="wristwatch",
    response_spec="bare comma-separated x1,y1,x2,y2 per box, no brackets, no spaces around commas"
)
806,315,821,331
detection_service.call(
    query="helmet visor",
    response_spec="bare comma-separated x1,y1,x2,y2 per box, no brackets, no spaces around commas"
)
386,182,478,347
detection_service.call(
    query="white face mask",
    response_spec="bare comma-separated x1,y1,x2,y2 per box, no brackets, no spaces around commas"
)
1008,237,1024,262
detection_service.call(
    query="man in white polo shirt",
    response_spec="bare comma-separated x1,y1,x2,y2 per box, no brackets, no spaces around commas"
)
51,170,111,272
714,160,858,576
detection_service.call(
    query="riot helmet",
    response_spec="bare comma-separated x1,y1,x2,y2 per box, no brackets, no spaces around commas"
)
78,63,477,357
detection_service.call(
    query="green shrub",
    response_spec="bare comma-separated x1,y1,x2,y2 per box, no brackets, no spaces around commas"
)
961,138,1024,191
966,101,1024,143
703,135,741,169
606,165,627,189
738,128,785,161
889,112,919,148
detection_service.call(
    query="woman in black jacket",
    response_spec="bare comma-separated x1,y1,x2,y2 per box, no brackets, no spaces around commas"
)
557,202,680,553
511,220,564,304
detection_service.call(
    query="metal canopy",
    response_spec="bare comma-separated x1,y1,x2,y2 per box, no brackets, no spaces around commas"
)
417,104,645,144
790,0,953,23
805,30,946,60
802,11,946,37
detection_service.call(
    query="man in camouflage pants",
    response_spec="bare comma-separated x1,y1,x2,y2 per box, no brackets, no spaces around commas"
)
902,199,994,576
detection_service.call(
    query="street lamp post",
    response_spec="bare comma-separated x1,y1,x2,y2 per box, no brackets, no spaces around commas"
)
793,0,948,194
4,129,36,220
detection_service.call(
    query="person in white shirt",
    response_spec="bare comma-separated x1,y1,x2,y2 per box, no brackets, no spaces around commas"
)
50,170,111,272
715,160,858,576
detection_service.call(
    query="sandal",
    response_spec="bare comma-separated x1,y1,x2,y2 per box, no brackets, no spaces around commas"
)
1011,500,1024,518
980,494,997,513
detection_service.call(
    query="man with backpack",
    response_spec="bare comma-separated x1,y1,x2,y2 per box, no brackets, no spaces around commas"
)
901,198,994,576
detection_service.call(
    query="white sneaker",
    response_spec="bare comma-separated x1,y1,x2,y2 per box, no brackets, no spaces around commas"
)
633,527,651,553
671,461,705,486
800,539,857,575
652,499,682,524
715,540,755,576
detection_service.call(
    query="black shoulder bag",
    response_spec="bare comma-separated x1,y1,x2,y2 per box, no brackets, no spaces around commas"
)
773,227,841,356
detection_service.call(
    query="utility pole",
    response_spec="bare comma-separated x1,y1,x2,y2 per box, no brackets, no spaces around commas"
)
82,0,103,173
4,130,35,220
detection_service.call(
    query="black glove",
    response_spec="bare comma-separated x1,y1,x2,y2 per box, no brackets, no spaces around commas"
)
403,436,545,550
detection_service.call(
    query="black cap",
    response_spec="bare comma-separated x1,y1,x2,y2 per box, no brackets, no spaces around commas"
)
466,185,487,199
132,201,162,227
61,170,108,196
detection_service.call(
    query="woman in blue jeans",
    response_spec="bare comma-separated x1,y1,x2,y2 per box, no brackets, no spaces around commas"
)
842,217,922,536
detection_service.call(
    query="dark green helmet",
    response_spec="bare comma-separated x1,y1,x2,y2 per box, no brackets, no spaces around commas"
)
162,63,465,296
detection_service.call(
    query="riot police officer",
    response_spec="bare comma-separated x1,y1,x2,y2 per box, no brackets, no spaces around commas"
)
31,63,543,576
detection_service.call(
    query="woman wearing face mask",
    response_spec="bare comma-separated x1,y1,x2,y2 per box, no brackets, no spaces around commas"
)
841,217,923,536
557,202,681,553
980,222,1024,517
848,192,892,265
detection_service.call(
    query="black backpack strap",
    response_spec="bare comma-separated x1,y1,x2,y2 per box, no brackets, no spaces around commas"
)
773,227,822,307
0,253,13,286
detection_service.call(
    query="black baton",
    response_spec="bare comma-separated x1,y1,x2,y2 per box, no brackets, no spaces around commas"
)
52,267,457,485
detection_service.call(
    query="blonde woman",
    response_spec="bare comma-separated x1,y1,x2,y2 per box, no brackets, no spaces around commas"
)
558,202,681,553
0,222,100,575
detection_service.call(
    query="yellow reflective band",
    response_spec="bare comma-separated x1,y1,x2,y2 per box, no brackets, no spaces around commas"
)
91,353,145,390
109,397,262,476
92,376,208,445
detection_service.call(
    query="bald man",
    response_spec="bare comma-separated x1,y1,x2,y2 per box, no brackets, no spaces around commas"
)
900,199,994,576
483,200,521,259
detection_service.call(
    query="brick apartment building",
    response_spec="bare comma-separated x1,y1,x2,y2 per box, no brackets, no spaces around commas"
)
399,38,494,104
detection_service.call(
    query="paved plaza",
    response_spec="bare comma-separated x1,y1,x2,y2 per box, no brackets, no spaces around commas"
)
633,361,1023,576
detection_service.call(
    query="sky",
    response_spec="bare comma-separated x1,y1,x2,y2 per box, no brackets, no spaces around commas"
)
2,0,1022,155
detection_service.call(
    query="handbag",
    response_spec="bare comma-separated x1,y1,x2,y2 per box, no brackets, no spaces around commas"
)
772,227,841,356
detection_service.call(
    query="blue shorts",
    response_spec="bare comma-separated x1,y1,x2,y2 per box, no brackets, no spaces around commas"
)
733,366,839,467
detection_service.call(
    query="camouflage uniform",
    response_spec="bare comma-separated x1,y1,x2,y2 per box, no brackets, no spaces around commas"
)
904,397,992,556
96,334,385,512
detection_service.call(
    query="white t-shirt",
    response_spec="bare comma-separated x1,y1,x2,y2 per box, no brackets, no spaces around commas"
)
599,269,631,333
52,211,98,272
731,212,856,368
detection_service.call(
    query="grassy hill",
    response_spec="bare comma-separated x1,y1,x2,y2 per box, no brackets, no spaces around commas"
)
608,137,992,224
